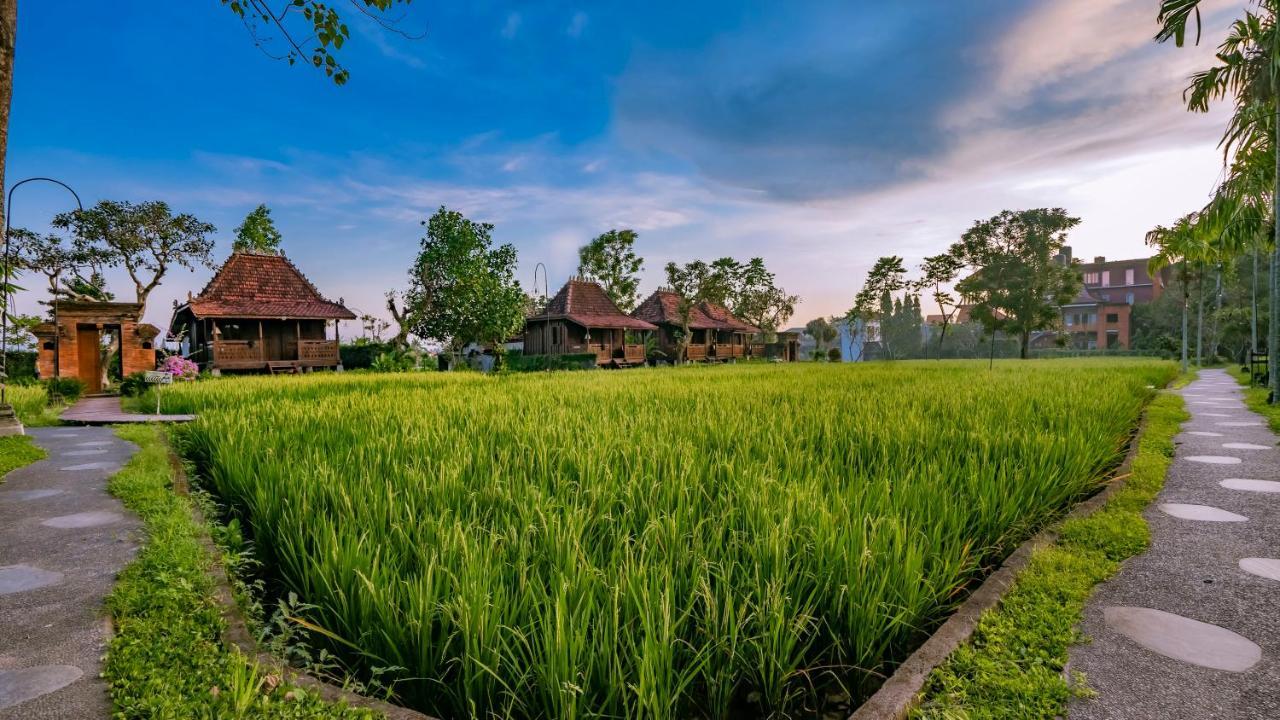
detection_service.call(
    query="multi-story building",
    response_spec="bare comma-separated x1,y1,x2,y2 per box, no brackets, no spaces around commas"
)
1045,247,1167,350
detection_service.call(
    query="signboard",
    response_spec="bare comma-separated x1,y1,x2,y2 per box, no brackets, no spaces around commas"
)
144,371,173,385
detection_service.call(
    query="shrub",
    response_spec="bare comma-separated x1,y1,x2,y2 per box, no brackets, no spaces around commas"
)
370,349,416,373
161,355,199,381
827,347,842,362
121,371,150,397
43,376,85,403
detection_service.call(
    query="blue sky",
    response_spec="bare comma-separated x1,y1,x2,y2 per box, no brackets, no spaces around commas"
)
11,1,1241,332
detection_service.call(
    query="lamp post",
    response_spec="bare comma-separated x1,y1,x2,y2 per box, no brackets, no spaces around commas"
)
1,177,84,432
533,262,550,366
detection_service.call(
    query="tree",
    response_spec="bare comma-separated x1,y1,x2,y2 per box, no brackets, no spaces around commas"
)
577,229,644,312
404,206,525,354
52,200,216,317
805,317,837,355
664,260,719,362
730,258,798,339
233,204,284,254
848,256,908,359
385,290,410,348
1147,212,1208,372
917,252,964,358
951,209,1082,359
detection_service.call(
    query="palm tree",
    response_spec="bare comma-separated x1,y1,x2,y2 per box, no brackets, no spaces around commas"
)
1160,0,1280,394
1148,212,1207,372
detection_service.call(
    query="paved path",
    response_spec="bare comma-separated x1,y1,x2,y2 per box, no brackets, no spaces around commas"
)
0,427,138,719
1069,369,1280,719
60,395,194,425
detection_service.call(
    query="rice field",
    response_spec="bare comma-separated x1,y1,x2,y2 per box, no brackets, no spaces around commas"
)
161,359,1175,719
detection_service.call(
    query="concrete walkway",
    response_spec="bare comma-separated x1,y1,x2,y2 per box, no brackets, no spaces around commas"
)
60,395,194,425
1069,369,1280,719
0,427,139,719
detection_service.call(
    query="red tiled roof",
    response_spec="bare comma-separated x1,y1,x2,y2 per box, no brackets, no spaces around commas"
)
631,290,759,333
185,252,356,320
697,300,761,333
534,279,657,331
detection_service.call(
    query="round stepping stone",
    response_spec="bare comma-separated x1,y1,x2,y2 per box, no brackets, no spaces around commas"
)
1200,413,1235,417
1239,558,1280,582
59,462,116,472
1186,431,1224,437
47,433,79,438
1104,607,1261,672
62,449,107,457
1218,421,1263,427
0,665,83,710
0,565,64,595
3,488,65,501
74,441,112,447
1185,455,1241,465
1222,442,1271,450
40,511,124,529
1159,503,1248,522
1220,478,1280,493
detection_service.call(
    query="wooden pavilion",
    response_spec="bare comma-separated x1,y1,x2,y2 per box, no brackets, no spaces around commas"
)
168,252,355,374
523,278,657,367
630,290,763,362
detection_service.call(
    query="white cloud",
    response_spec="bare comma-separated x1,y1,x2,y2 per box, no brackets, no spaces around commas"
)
566,11,588,38
501,12,521,40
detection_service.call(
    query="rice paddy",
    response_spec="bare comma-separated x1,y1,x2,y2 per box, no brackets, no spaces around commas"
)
161,359,1175,719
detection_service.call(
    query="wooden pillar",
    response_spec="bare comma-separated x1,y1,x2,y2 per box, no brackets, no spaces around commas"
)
258,320,265,361
295,320,302,362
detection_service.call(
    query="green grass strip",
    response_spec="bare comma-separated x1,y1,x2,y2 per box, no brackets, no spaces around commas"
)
1227,366,1280,430
103,423,379,719
910,384,1189,719
0,435,46,484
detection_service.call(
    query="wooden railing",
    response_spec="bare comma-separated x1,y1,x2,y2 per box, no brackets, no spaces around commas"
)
715,345,744,359
749,343,765,357
212,340,261,364
687,344,707,361
299,339,339,365
623,345,645,363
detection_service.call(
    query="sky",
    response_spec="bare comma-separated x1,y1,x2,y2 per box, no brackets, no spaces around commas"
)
9,0,1246,335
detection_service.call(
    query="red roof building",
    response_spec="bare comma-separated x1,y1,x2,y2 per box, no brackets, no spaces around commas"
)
169,252,355,373
631,290,770,362
524,278,656,367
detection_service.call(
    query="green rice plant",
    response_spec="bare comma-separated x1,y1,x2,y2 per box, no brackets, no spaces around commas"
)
162,359,1175,719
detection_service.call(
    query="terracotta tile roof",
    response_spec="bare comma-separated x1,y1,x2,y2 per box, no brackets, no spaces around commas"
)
534,279,657,331
631,290,759,333
697,300,762,334
185,252,356,320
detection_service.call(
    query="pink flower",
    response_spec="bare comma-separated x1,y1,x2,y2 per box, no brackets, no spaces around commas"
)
162,355,199,381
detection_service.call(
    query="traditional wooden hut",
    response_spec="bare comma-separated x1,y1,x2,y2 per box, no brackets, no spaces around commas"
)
523,278,656,367
630,290,763,362
168,252,355,374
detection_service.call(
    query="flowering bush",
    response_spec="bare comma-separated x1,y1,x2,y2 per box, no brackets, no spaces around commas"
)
162,355,199,381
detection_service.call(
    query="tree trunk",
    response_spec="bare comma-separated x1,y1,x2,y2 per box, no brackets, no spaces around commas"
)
1181,286,1189,374
1272,89,1280,400
1019,329,1029,359
1252,246,1259,354
0,0,13,238
1195,265,1204,366
1208,265,1222,361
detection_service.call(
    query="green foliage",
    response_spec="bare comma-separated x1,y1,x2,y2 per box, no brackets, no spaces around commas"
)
913,386,1187,719
826,346,841,362
160,359,1175,718
577,229,645,313
730,258,798,335
52,200,216,314
120,371,151,398
404,206,526,351
952,209,1083,359
505,351,598,372
222,0,417,86
805,317,837,351
233,204,284,254
369,349,415,373
43,376,85,403
0,435,46,483
103,424,378,719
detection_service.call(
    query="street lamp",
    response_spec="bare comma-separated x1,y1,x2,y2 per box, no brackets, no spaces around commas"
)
1,177,84,428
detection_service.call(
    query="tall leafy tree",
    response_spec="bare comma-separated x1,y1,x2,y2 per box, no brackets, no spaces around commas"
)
404,206,525,353
917,252,964,358
577,229,644,312
52,200,216,317
664,260,720,362
730,258,798,339
951,209,1082,359
848,256,908,359
233,204,284,254
1147,212,1210,372
804,317,837,355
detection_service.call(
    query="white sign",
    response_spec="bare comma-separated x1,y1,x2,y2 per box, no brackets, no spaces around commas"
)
144,371,173,385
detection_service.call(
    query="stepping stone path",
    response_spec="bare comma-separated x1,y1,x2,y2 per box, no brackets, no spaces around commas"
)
0,427,140,719
1069,369,1280,719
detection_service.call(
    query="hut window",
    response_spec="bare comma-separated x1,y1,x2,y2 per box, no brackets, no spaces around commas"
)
142,341,153,350
551,325,562,346
42,341,54,351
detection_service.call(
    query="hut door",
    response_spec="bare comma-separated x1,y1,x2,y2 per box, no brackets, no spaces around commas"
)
76,327,101,394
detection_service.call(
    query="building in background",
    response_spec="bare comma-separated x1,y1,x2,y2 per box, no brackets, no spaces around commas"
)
1037,246,1166,350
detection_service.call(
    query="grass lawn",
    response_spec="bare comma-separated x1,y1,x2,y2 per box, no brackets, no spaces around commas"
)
103,424,379,719
158,358,1175,719
0,434,47,483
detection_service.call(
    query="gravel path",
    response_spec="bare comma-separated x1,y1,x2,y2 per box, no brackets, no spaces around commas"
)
0,427,139,719
1068,369,1280,719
